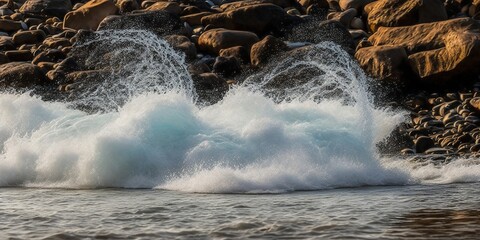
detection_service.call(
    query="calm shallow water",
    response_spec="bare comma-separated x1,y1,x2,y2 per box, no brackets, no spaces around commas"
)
1,183,480,239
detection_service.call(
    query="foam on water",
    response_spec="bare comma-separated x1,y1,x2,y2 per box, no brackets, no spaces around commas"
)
0,30,479,193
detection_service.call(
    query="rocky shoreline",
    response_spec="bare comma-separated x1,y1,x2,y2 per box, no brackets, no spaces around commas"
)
1,0,480,156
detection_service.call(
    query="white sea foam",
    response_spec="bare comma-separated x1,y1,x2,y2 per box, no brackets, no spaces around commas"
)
0,89,402,191
0,30,479,193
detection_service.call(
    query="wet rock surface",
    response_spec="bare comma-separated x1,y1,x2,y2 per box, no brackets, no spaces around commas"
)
398,84,480,159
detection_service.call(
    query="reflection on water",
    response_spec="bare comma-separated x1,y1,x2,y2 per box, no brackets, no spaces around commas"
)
2,184,480,239
390,209,480,239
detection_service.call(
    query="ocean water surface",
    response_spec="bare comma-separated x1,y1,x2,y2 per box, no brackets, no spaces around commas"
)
1,184,480,239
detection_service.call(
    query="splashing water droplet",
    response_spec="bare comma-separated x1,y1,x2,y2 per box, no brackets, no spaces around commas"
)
68,30,196,112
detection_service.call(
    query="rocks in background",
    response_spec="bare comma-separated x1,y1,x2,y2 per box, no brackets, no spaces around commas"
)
12,30,46,45
0,19,27,32
404,88,480,157
63,0,118,30
361,18,480,84
65,69,109,84
219,46,250,63
408,31,480,81
188,61,211,75
328,7,357,27
146,2,182,15
0,0,362,99
250,35,288,67
32,48,66,64
324,0,480,89
368,18,474,54
192,72,229,104
339,0,375,11
470,0,480,19
117,0,138,13
355,45,408,81
181,12,213,26
97,10,186,36
0,62,45,87
5,49,33,61
283,19,355,53
220,0,300,12
469,97,480,112
0,52,8,64
201,3,301,34
0,36,16,50
415,136,435,153
19,0,72,18
297,0,329,10
164,35,197,60
198,28,259,54
367,0,447,32
212,56,242,77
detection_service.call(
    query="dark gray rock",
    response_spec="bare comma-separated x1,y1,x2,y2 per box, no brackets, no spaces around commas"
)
282,19,355,54
20,0,72,18
97,10,187,37
0,62,46,88
415,136,435,153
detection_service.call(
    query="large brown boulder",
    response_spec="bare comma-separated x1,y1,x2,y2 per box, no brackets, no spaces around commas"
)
20,0,72,18
201,4,300,34
12,30,46,46
250,35,288,67
0,19,27,32
0,62,45,88
368,18,476,54
355,45,408,81
408,31,480,81
63,0,118,30
361,18,480,83
146,2,181,15
367,0,447,32
198,28,259,54
164,35,197,60
181,12,213,26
